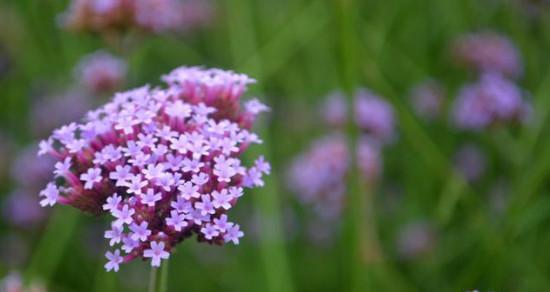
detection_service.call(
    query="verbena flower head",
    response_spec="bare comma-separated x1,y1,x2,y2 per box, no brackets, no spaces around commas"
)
356,136,382,182
76,50,127,94
409,80,446,121
452,72,528,131
38,66,270,271
288,134,349,222
454,144,486,183
452,32,522,79
321,91,348,127
354,88,396,144
60,0,214,35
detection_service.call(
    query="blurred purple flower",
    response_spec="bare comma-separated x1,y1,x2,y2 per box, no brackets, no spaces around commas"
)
75,50,127,94
11,144,54,189
454,144,486,183
354,88,396,144
38,66,269,271
321,91,348,127
409,80,446,121
61,0,215,35
396,221,437,260
2,189,46,229
30,89,93,138
451,31,522,79
356,136,382,182
452,72,528,131
288,134,349,222
0,272,46,292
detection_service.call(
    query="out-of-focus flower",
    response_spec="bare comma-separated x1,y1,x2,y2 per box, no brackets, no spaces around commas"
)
2,190,46,229
396,221,437,259
451,32,522,79
356,137,382,183
75,50,127,94
288,134,349,222
60,0,215,35
135,0,214,33
11,145,54,189
38,66,269,271
4,145,51,228
452,73,529,131
321,91,348,127
409,80,446,121
0,272,47,292
354,88,396,144
30,89,93,138
454,144,486,183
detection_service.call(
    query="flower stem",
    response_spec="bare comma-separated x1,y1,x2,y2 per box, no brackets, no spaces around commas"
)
158,260,169,292
148,261,169,292
148,267,158,292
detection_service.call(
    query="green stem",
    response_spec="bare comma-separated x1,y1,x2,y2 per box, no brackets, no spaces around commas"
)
148,267,158,292
158,260,170,292
148,263,169,292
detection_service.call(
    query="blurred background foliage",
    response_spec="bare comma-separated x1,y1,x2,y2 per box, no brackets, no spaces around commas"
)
0,0,550,291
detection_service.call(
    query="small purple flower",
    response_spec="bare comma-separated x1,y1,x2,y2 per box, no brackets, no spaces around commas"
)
130,222,152,242
39,183,59,207
166,210,188,231
224,224,244,244
103,193,122,212
113,204,135,227
213,214,232,232
105,224,124,246
109,165,132,187
143,241,170,267
212,189,232,210
201,223,220,240
80,167,102,189
105,249,123,272
195,195,216,216
140,189,162,207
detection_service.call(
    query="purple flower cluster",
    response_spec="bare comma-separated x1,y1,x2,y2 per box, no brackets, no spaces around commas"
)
61,0,214,35
75,50,127,94
452,72,529,131
3,145,51,229
288,88,395,236
409,80,446,121
38,66,270,271
288,134,350,221
354,88,396,144
452,32,522,79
